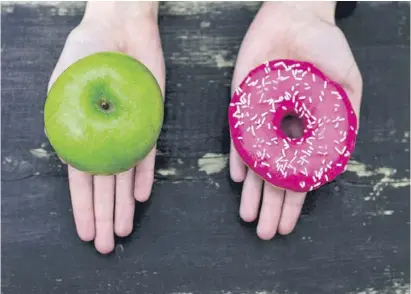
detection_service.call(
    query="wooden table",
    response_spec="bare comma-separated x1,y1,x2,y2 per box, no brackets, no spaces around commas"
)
2,2,410,293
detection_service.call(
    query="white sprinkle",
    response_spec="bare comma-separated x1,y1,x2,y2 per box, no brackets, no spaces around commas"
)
334,146,347,155
262,162,270,167
234,121,243,128
302,150,311,156
266,172,272,179
300,181,306,188
323,81,328,89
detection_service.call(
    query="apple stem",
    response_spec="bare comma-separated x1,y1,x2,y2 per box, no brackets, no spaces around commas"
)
99,99,110,111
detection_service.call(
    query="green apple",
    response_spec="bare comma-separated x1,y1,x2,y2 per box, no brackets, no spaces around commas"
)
44,52,164,175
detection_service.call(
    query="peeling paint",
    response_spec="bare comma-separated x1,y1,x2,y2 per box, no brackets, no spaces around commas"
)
2,156,31,170
161,2,260,15
157,167,177,176
365,209,395,216
170,48,235,69
1,1,261,15
198,153,228,175
352,280,410,294
347,160,375,177
200,21,211,28
347,160,409,198
30,148,51,159
2,1,83,8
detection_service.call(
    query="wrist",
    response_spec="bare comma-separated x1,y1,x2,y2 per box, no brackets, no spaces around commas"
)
263,1,336,25
82,1,159,27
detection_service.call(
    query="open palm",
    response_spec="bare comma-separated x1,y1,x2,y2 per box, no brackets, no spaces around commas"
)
47,20,165,254
230,2,362,240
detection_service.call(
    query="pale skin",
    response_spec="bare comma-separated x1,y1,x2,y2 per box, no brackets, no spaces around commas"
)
48,1,362,254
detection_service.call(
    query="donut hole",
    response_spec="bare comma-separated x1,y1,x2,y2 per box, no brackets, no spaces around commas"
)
280,114,304,139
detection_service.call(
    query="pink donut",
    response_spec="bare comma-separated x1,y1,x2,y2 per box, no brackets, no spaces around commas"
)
228,59,358,192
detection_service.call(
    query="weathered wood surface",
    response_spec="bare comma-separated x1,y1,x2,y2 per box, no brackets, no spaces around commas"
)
1,2,410,294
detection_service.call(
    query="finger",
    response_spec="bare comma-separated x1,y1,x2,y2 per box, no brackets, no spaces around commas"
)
134,147,156,202
230,142,247,182
115,168,135,237
257,184,285,240
278,191,306,235
230,59,252,183
93,175,115,254
239,170,263,222
67,166,95,241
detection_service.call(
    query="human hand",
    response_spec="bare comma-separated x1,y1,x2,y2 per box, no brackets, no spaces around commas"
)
230,1,362,240
46,2,165,254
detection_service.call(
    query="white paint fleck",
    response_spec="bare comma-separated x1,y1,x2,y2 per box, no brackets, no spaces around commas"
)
157,167,177,176
30,148,51,159
198,153,228,175
4,156,14,164
400,131,409,143
214,53,234,68
366,210,395,216
200,21,211,28
115,244,124,253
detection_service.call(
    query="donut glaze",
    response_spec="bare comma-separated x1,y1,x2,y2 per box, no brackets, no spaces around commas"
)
228,59,358,192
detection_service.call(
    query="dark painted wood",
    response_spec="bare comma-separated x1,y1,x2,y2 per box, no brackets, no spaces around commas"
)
1,2,410,294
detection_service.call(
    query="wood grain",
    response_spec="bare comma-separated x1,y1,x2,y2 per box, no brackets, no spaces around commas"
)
1,2,410,294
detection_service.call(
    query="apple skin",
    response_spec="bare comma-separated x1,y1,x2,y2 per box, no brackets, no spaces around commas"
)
44,52,164,175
